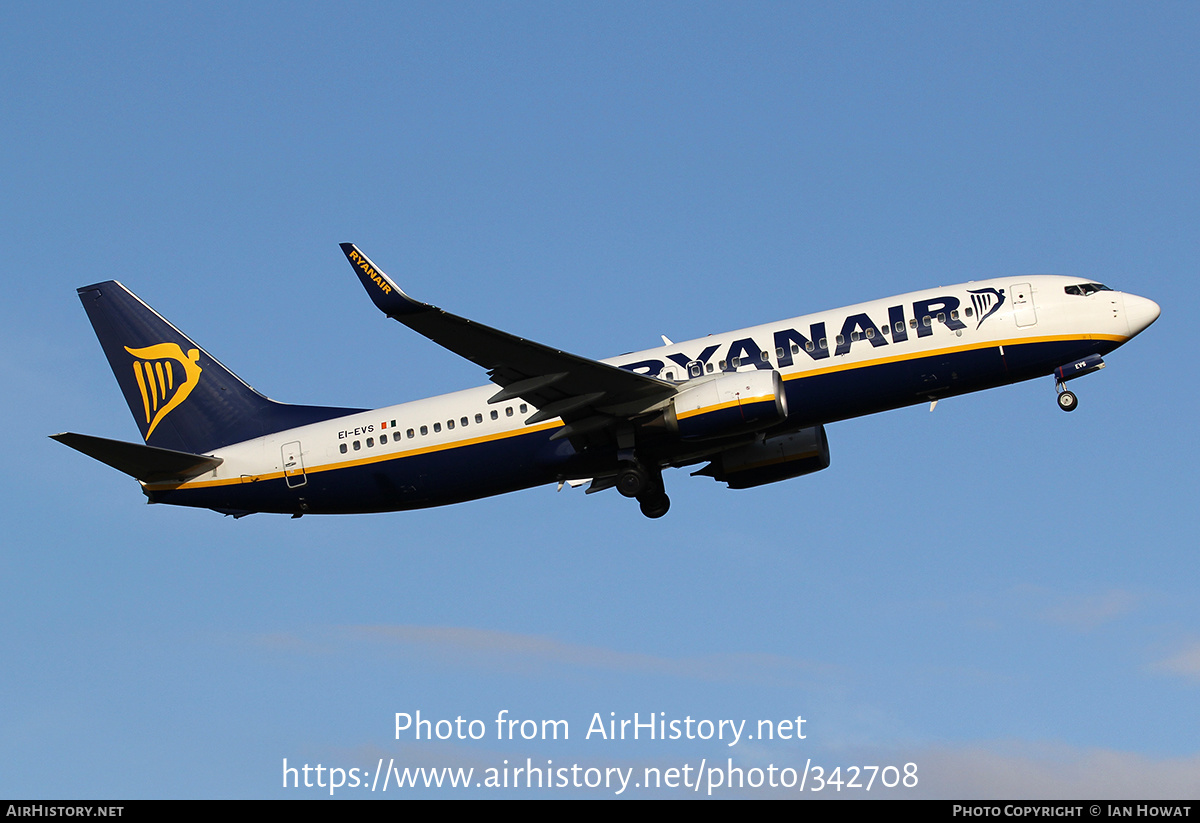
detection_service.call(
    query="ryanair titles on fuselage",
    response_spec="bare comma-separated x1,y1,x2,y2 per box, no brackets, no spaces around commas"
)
618,291,997,378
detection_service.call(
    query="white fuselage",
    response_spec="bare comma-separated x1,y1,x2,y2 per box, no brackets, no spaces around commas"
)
145,275,1158,514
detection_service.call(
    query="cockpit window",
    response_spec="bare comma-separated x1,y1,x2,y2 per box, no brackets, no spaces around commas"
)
1064,282,1113,296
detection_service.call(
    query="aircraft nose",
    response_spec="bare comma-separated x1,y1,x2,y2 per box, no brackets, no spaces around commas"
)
1123,293,1161,337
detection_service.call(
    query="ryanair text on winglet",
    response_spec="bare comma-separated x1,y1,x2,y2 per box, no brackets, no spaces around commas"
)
348,249,393,295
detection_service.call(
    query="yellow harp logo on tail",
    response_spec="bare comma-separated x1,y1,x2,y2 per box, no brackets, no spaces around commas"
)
124,343,203,439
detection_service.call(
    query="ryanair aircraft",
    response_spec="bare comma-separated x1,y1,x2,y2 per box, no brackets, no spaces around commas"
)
53,245,1160,519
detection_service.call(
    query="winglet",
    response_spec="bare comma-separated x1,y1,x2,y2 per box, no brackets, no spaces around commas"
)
339,243,429,316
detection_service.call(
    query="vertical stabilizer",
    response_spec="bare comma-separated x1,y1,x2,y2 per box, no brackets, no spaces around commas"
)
77,281,361,453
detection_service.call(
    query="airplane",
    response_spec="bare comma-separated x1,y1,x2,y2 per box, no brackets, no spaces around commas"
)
52,245,1160,519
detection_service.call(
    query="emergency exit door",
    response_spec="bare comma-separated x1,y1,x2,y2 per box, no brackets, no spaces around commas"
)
1011,282,1037,327
282,441,307,488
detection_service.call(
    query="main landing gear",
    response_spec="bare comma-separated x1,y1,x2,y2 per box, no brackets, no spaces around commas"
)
617,461,671,519
638,489,671,519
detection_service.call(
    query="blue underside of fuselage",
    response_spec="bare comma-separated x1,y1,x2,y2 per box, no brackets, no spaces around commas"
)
149,337,1116,515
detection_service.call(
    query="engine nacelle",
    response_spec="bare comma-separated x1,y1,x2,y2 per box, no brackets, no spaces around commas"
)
666,370,788,440
698,426,830,489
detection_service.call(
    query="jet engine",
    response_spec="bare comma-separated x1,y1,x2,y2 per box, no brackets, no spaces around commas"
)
665,370,788,440
696,426,830,489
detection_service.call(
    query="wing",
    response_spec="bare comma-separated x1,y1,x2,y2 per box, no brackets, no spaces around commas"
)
340,244,675,440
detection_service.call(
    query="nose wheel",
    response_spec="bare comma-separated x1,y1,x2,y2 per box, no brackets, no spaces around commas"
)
1055,383,1078,412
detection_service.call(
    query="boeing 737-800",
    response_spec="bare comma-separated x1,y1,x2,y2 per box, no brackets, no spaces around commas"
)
52,245,1160,518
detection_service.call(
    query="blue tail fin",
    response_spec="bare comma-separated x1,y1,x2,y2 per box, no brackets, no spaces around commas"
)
77,281,362,453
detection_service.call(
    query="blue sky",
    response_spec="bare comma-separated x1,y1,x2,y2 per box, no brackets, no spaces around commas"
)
2,2,1198,798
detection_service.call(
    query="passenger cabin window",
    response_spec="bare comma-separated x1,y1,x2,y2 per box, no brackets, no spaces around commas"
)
689,362,702,377
433,423,441,433
519,403,527,413
340,443,347,454
366,437,374,447
407,428,415,438
965,307,974,317
380,434,387,444
420,425,428,436
447,420,454,430
490,410,498,420
353,441,361,451
461,417,468,427
506,407,513,417
475,413,483,424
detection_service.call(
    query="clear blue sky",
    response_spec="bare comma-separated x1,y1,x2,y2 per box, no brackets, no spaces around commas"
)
2,1,1197,798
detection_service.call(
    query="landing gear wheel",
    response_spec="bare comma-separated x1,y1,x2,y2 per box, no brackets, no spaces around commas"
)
1057,389,1078,412
616,463,649,498
638,492,670,519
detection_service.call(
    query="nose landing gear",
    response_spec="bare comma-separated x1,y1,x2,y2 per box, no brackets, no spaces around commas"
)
1052,354,1106,412
1056,384,1078,412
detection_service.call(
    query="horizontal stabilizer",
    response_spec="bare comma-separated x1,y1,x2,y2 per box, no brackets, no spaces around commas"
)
50,432,223,483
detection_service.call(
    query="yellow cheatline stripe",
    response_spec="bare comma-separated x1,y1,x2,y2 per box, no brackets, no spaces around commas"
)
780,333,1127,382
676,394,776,420
143,419,566,491
145,333,1127,491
